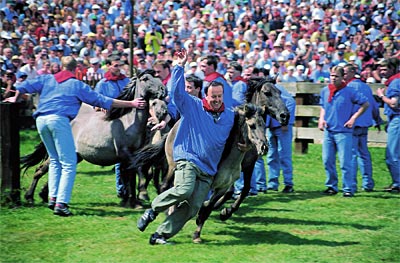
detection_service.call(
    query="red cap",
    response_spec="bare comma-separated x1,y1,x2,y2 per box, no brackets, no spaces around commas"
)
197,42,204,47
293,12,301,17
215,35,222,41
227,31,234,37
274,11,281,17
292,33,299,38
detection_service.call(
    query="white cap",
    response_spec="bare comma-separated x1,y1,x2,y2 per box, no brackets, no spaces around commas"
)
349,55,356,61
277,56,285,62
90,57,100,64
287,65,295,71
239,43,246,48
189,62,197,67
40,36,48,42
318,47,325,53
338,44,345,49
92,4,100,9
282,26,289,31
366,77,376,83
59,34,68,40
296,65,305,71
264,64,271,70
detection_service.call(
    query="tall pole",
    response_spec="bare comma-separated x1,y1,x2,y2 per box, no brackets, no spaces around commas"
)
129,0,134,77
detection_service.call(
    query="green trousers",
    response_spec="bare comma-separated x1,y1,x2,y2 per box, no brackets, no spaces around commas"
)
151,160,213,239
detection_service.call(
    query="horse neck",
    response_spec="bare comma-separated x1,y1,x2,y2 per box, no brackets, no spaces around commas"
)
219,115,247,165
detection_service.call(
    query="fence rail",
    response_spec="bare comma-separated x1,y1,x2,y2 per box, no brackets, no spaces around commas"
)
279,83,387,154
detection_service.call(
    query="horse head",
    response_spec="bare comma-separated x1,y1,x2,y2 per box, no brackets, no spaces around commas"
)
149,98,168,124
236,103,268,156
246,77,290,126
136,69,167,101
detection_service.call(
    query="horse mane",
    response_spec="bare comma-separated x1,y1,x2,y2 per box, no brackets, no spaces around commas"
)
245,76,277,103
105,69,158,121
219,113,240,164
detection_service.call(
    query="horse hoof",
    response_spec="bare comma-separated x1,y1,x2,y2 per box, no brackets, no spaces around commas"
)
193,236,202,244
220,208,231,221
133,202,144,210
138,192,150,202
38,191,48,203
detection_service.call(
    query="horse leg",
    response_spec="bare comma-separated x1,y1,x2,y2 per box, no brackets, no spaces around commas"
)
137,165,150,202
220,151,258,221
38,182,49,203
126,168,143,209
193,192,224,244
24,159,49,205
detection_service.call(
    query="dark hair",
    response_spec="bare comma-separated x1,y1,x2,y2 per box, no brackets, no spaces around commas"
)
201,55,218,70
228,61,242,72
186,75,203,90
204,80,223,95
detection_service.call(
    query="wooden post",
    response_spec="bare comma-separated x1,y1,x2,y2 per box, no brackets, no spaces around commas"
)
0,102,21,207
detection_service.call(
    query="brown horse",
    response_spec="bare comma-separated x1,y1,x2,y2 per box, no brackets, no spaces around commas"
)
20,70,166,208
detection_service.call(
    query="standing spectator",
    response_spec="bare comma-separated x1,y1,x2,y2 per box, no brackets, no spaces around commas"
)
87,57,105,81
136,49,235,245
3,56,147,216
94,56,130,198
375,58,400,193
318,66,369,197
266,84,296,193
19,54,38,80
344,64,382,192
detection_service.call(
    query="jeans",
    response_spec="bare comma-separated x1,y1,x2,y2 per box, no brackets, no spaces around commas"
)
386,116,400,187
253,157,267,191
352,127,374,190
152,161,212,239
266,126,293,190
234,170,258,195
114,163,126,196
322,131,355,194
36,115,77,204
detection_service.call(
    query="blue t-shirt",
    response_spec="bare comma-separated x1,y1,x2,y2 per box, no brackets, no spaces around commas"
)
320,85,368,133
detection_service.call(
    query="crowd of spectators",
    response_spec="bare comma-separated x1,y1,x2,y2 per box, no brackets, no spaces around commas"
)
0,0,399,89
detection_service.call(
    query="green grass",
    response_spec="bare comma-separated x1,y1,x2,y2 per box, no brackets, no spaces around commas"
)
1,129,399,263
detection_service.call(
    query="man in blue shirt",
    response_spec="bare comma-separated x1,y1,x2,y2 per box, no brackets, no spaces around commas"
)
94,56,130,199
319,66,369,197
376,58,400,193
4,56,146,216
343,64,382,192
137,49,236,245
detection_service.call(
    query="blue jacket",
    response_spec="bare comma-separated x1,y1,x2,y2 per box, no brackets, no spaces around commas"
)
320,85,368,133
16,74,113,120
348,79,381,128
95,77,130,98
231,79,248,107
266,84,296,128
170,66,234,176
384,77,400,121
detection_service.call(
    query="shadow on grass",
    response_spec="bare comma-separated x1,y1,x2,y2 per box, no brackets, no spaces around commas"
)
229,215,380,231
78,169,114,176
211,229,360,246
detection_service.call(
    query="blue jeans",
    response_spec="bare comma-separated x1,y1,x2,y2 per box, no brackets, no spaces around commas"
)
234,171,258,195
36,115,77,204
352,127,374,190
253,157,267,191
115,163,126,196
266,126,293,190
386,116,400,187
322,131,355,194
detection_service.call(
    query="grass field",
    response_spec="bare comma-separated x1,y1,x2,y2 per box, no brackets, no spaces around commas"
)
1,129,399,263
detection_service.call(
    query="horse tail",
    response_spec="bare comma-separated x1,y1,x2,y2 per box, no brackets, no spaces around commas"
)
20,142,48,173
129,133,168,169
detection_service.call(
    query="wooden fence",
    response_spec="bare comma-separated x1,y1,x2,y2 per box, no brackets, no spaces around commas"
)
279,83,387,154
